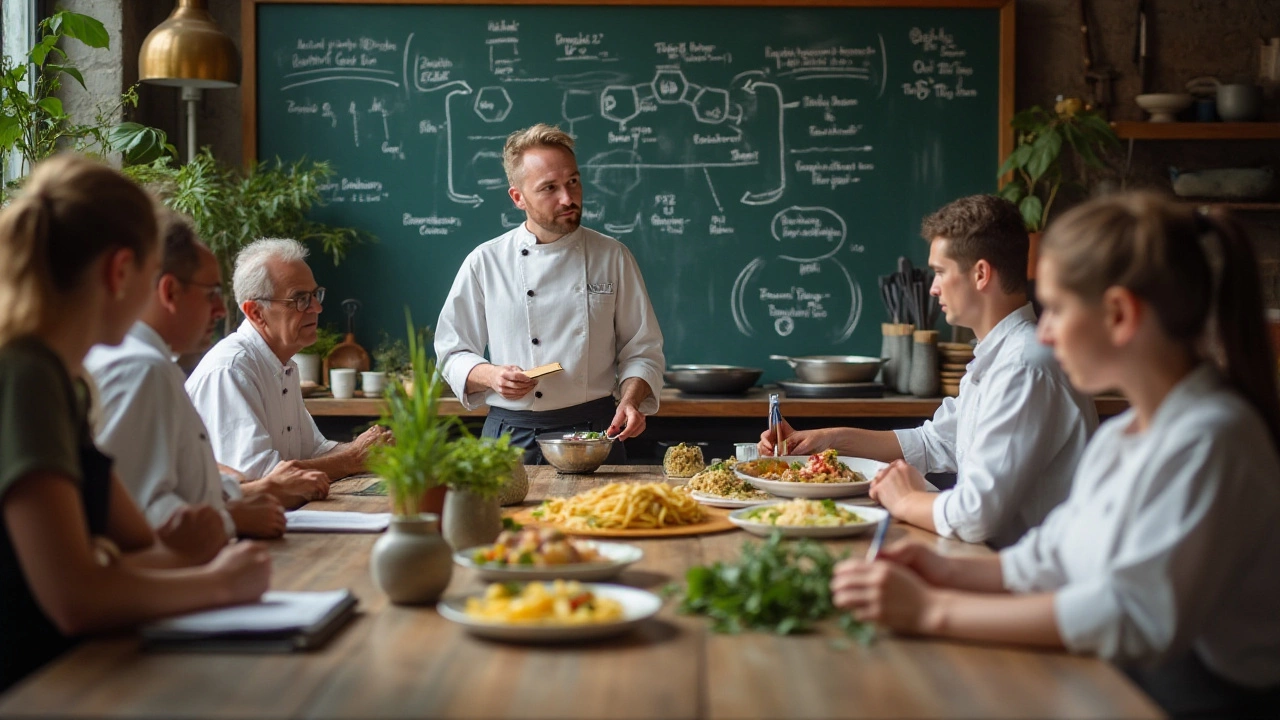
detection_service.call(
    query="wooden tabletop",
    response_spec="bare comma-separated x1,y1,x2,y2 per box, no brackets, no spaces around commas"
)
0,467,1162,719
306,387,1129,418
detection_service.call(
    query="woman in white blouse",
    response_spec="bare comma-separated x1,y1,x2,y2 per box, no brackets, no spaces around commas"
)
831,192,1280,716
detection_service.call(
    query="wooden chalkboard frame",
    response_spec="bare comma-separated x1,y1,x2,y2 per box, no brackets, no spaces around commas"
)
241,0,1015,170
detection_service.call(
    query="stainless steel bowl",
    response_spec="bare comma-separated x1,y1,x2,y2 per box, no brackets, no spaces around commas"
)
770,355,886,383
536,433,614,474
664,364,763,394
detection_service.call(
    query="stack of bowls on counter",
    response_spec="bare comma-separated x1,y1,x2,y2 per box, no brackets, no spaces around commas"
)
937,342,975,397
768,355,887,398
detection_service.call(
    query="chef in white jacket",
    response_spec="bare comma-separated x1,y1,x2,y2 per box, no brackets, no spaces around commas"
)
435,123,665,463
763,195,1097,548
830,193,1280,717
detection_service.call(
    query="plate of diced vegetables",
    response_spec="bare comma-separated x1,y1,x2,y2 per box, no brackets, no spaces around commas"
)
454,526,643,581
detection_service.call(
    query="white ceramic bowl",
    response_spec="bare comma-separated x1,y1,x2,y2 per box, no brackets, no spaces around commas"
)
437,583,661,642
453,541,643,582
734,456,883,498
728,502,889,538
1135,93,1192,122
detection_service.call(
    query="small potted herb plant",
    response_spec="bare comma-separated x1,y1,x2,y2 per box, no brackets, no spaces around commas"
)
365,315,458,604
439,431,524,551
293,324,341,387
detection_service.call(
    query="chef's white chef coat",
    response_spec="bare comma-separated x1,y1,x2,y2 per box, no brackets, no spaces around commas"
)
435,224,665,413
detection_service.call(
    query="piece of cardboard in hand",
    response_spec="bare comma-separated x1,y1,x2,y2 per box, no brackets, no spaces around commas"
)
523,362,564,379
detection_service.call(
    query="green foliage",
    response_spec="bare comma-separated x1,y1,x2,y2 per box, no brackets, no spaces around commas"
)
671,531,873,643
365,312,460,516
0,10,174,190
125,150,370,332
996,100,1119,231
440,432,523,500
372,331,412,375
300,324,342,358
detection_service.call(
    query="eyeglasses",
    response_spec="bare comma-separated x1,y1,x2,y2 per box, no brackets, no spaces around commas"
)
256,286,326,312
182,279,224,304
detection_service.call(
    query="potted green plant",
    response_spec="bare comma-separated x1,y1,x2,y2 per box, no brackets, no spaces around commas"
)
365,315,458,604
1,10,173,196
439,431,524,550
125,150,370,334
997,97,1120,232
294,324,341,386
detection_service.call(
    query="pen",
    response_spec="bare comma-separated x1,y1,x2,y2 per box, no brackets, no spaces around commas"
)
865,517,890,562
768,393,787,456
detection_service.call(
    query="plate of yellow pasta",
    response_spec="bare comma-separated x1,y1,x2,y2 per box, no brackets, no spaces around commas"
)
728,499,888,538
437,580,662,642
513,481,736,537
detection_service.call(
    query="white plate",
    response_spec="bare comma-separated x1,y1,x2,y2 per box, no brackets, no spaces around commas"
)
734,455,885,498
688,490,774,509
453,541,643,582
728,502,889,538
437,583,662,643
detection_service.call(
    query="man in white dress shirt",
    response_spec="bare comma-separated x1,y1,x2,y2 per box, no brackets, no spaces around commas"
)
187,238,389,483
435,123,665,463
88,213,325,549
761,195,1097,547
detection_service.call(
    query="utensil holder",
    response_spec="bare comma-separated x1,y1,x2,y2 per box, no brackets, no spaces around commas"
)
881,323,914,394
909,330,940,397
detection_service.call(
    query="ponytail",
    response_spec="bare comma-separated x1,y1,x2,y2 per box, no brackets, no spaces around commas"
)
1200,210,1280,445
0,196,56,345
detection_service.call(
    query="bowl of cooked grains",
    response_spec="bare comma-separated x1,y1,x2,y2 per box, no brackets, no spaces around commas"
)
537,432,614,474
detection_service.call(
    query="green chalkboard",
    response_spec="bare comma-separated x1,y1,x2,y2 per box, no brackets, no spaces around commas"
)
249,1,1013,383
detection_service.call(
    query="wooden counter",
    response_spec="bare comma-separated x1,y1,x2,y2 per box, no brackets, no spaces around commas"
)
306,387,1129,418
0,467,1161,719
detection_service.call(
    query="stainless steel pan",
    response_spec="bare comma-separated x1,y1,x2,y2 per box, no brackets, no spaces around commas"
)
769,355,886,383
664,364,762,394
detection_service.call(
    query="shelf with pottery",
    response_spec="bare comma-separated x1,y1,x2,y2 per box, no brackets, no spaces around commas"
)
304,387,1129,419
1110,121,1280,140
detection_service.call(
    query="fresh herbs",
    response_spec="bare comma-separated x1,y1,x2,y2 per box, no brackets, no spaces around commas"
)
672,532,874,643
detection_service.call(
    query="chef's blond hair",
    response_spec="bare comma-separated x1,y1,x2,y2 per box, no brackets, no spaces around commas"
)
503,123,575,189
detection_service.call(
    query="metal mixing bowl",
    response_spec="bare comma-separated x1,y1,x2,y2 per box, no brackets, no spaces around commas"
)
770,355,886,383
536,433,614,474
664,364,763,394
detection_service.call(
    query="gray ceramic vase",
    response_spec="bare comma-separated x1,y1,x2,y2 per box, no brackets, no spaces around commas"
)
442,488,503,550
370,513,453,605
496,463,529,506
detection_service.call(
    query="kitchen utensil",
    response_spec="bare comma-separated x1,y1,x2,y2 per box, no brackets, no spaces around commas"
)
327,299,371,373
536,432,614,474
768,393,786,456
769,355,887,383
776,379,885,399
1135,93,1192,122
664,365,763,394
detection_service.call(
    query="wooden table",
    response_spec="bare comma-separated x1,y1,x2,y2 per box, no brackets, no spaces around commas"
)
306,387,1129,419
0,467,1162,719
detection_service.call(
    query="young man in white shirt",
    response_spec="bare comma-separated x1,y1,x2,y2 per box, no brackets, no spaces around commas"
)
186,238,388,483
435,123,665,463
88,214,328,550
761,195,1097,547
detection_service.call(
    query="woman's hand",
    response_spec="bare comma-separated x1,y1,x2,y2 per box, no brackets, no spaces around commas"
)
830,557,944,635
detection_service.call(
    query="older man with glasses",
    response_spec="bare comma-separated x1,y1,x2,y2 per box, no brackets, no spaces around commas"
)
187,238,389,486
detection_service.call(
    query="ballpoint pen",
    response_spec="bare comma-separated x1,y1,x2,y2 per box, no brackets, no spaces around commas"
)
865,517,890,562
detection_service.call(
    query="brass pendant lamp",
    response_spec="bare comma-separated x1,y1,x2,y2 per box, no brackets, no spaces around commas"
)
138,0,240,161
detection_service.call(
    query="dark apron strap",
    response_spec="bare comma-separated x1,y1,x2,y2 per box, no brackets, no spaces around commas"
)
482,396,626,465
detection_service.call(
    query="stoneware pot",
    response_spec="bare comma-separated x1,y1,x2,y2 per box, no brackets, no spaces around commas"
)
1216,83,1261,122
291,353,321,385
370,513,453,605
442,488,503,550
496,463,529,506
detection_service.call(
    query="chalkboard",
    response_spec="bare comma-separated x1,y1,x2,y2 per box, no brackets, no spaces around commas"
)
246,1,1014,383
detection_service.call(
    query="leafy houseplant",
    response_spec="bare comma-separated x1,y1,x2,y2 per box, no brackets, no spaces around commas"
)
125,150,369,334
0,10,172,195
439,431,523,550
996,97,1120,232
294,324,342,385
372,332,412,378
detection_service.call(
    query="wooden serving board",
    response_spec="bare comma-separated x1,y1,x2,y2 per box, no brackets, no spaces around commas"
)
507,505,737,538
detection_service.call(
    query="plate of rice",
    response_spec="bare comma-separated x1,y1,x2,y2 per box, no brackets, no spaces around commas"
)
728,499,888,538
681,460,774,508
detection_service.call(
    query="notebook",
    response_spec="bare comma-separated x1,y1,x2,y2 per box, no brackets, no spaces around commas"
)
285,510,391,533
140,589,358,653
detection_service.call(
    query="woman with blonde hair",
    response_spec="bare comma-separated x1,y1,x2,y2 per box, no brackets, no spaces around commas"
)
831,192,1280,716
0,155,271,691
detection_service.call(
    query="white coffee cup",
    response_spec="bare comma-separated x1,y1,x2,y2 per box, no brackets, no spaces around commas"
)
330,368,357,399
361,371,387,396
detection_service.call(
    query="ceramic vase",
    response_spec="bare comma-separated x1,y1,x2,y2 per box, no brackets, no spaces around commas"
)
909,330,940,398
496,464,529,506
442,488,503,550
370,514,453,604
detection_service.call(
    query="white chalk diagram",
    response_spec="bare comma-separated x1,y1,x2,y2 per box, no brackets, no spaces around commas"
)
731,206,862,342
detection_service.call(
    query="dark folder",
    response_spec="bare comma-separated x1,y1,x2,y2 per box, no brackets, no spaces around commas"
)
140,589,357,653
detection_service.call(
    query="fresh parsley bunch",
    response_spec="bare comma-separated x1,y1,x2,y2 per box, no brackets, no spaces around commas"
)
675,531,873,643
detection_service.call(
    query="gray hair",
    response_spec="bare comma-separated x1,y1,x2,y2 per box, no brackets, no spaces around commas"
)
233,237,309,305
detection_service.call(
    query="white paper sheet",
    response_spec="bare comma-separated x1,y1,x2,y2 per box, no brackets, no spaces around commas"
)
285,510,391,533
